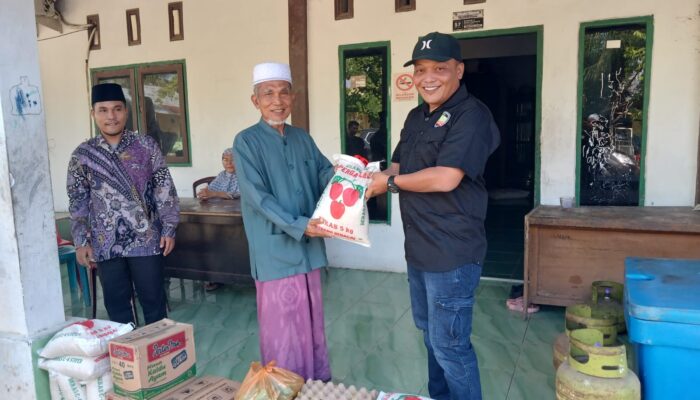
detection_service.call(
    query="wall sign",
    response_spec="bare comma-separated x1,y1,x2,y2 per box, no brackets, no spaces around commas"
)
392,73,416,102
453,10,484,31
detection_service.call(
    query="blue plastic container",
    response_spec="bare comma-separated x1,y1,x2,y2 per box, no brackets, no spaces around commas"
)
625,257,700,400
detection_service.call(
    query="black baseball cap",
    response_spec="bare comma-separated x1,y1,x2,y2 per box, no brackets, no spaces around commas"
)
404,32,462,67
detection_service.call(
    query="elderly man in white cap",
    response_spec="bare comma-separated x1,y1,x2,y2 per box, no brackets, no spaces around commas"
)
233,62,333,381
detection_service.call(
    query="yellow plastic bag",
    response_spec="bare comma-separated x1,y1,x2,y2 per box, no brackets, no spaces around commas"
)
235,361,304,400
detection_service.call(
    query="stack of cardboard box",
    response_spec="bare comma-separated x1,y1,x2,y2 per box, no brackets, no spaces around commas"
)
104,319,239,400
106,376,240,400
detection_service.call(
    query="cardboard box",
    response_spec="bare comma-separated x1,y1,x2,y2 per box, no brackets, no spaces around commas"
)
107,376,240,400
109,319,196,400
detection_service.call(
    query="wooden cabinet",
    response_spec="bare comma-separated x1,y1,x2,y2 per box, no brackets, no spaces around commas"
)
165,198,252,284
524,206,700,313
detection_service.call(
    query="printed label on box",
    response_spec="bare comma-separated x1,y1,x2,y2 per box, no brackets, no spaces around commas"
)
148,331,186,362
111,344,136,361
109,319,196,400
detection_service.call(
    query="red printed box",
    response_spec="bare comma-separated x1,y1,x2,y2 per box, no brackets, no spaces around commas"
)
109,319,196,400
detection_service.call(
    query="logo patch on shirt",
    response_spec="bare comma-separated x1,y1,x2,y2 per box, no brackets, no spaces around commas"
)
434,111,451,128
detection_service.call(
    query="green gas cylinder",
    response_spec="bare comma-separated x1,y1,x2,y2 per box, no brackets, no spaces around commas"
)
553,303,618,369
591,281,626,333
555,329,640,400
553,332,569,370
565,304,617,345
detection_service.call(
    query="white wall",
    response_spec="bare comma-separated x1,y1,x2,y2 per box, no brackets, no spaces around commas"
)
39,0,700,272
307,0,700,270
38,0,289,211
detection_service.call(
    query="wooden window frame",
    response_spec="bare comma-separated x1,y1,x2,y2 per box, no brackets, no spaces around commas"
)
91,60,192,166
137,63,190,164
334,0,353,20
339,42,392,224
395,0,416,12
574,16,654,206
168,2,184,41
126,9,141,46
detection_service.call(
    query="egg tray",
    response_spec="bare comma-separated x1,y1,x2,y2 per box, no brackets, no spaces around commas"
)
295,379,379,400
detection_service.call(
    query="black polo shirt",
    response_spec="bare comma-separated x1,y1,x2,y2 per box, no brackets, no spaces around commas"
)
391,84,500,272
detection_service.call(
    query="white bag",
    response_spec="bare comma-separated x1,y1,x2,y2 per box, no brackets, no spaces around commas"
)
40,319,133,358
377,392,433,400
85,372,113,400
311,154,380,247
49,370,66,400
39,353,111,381
50,370,87,400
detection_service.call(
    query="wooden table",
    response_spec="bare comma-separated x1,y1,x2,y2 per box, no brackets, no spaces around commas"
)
164,197,252,284
524,206,700,314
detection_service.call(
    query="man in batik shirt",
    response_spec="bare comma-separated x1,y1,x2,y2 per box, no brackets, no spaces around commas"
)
67,83,179,325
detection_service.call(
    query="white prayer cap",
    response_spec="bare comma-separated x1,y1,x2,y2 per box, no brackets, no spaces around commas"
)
252,62,292,86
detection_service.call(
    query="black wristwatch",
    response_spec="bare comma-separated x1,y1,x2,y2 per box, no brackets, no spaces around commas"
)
387,175,400,193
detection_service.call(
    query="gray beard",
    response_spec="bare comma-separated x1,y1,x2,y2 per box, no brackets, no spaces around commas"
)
265,119,285,126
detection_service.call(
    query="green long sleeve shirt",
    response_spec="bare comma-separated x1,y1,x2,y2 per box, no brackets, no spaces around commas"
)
233,119,334,282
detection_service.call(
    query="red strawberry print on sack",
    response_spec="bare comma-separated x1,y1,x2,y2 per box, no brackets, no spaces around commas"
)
330,201,345,219
342,188,360,207
330,182,343,200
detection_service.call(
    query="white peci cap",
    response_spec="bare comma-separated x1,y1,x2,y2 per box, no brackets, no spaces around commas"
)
252,62,292,86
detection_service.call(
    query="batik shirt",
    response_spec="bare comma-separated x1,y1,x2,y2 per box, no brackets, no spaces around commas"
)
208,170,240,199
67,131,179,262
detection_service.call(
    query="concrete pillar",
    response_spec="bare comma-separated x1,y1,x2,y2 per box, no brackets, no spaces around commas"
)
0,0,68,398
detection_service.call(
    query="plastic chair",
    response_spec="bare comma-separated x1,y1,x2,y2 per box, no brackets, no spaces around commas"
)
58,245,91,307
192,176,215,197
56,222,73,246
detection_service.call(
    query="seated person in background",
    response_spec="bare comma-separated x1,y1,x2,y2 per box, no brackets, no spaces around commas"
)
197,148,240,200
197,147,240,292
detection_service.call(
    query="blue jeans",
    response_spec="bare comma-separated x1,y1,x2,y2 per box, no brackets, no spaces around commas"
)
408,263,482,400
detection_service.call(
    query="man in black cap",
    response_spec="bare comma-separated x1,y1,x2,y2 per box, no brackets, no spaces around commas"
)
67,83,179,325
368,32,500,400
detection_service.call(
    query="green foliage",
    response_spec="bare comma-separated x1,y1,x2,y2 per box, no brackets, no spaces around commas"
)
144,73,179,104
345,55,383,126
581,26,646,125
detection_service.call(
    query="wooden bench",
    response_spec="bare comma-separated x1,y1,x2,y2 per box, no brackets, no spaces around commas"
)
524,206,700,316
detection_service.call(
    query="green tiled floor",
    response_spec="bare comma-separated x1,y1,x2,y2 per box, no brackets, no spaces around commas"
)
60,266,563,399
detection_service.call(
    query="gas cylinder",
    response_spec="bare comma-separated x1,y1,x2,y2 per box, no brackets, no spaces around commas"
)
553,332,569,370
591,281,626,333
553,303,618,370
556,329,640,400
565,304,617,345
